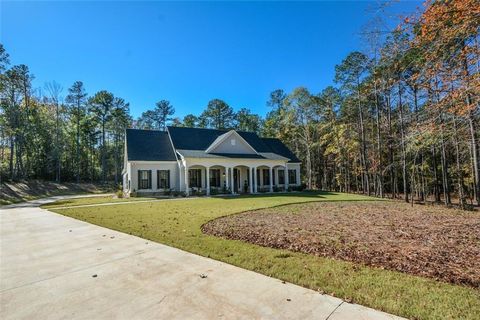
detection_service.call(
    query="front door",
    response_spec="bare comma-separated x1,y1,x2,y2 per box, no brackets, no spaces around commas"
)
233,168,239,193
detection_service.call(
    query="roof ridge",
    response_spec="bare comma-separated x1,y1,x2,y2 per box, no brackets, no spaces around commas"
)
126,128,168,134
167,126,228,132
261,137,281,140
167,126,260,135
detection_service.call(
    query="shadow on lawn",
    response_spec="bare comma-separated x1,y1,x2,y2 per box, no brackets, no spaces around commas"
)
213,190,379,201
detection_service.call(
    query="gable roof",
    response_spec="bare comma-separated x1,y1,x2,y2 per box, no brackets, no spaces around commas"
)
167,126,272,152
167,126,225,150
125,127,300,163
238,131,272,152
126,129,177,161
205,130,259,154
167,126,300,163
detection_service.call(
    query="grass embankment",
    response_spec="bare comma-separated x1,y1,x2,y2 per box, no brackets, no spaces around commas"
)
0,180,113,205
47,192,480,320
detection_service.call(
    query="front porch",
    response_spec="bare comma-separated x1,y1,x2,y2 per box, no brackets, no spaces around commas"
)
181,161,300,196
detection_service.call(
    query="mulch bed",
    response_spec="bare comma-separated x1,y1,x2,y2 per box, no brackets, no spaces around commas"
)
202,201,480,287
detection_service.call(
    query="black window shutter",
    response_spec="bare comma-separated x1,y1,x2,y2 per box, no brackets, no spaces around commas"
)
138,170,141,189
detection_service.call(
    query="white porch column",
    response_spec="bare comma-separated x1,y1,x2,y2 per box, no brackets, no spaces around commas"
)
185,166,190,196
253,167,257,193
269,167,273,192
296,168,300,187
230,167,234,194
249,167,254,194
259,169,263,187
225,167,229,191
206,167,210,196
284,165,289,191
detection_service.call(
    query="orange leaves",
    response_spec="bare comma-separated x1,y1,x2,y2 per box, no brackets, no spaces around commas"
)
406,0,480,120
417,0,480,46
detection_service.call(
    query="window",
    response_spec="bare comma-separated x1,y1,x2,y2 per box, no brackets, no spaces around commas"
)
262,169,270,185
278,170,285,184
157,170,170,189
288,169,297,184
138,170,151,189
210,169,221,187
231,139,236,146
189,169,202,188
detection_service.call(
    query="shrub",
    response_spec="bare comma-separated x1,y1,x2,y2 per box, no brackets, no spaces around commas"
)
258,186,269,193
191,188,205,196
288,184,306,192
115,190,124,198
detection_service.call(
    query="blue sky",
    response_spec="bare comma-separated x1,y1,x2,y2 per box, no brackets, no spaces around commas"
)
1,1,420,118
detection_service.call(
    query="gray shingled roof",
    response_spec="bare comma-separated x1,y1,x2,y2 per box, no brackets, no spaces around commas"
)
261,138,301,163
126,129,177,161
125,127,300,163
167,126,300,162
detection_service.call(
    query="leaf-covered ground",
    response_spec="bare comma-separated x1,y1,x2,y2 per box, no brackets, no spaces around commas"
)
202,201,480,287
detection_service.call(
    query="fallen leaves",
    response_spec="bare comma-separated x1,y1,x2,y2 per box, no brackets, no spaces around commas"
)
202,201,480,287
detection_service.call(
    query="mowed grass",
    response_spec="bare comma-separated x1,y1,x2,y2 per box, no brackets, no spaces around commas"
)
42,195,158,208
46,192,480,320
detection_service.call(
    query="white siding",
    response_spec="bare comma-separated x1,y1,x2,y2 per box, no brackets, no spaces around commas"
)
129,162,179,193
209,133,256,154
287,163,301,186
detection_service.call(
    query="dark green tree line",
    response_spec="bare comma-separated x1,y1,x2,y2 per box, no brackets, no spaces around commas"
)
0,45,132,184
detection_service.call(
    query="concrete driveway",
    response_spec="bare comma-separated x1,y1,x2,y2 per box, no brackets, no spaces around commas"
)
1,196,404,320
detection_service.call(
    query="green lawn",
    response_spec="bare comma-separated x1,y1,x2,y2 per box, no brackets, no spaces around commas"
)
46,192,480,320
42,195,157,208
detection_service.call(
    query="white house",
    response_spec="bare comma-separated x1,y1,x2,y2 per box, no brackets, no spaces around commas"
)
122,126,302,196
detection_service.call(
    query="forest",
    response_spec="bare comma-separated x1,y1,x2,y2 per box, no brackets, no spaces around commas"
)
1,0,479,208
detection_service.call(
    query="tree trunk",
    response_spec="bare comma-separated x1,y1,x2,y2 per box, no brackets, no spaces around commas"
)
306,146,312,189
453,116,466,209
9,137,14,180
356,82,370,196
398,84,408,202
55,102,61,183
439,119,451,205
386,95,395,199
373,79,383,197
432,145,441,202
76,102,80,183
468,114,479,205
463,53,480,205
102,120,106,183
